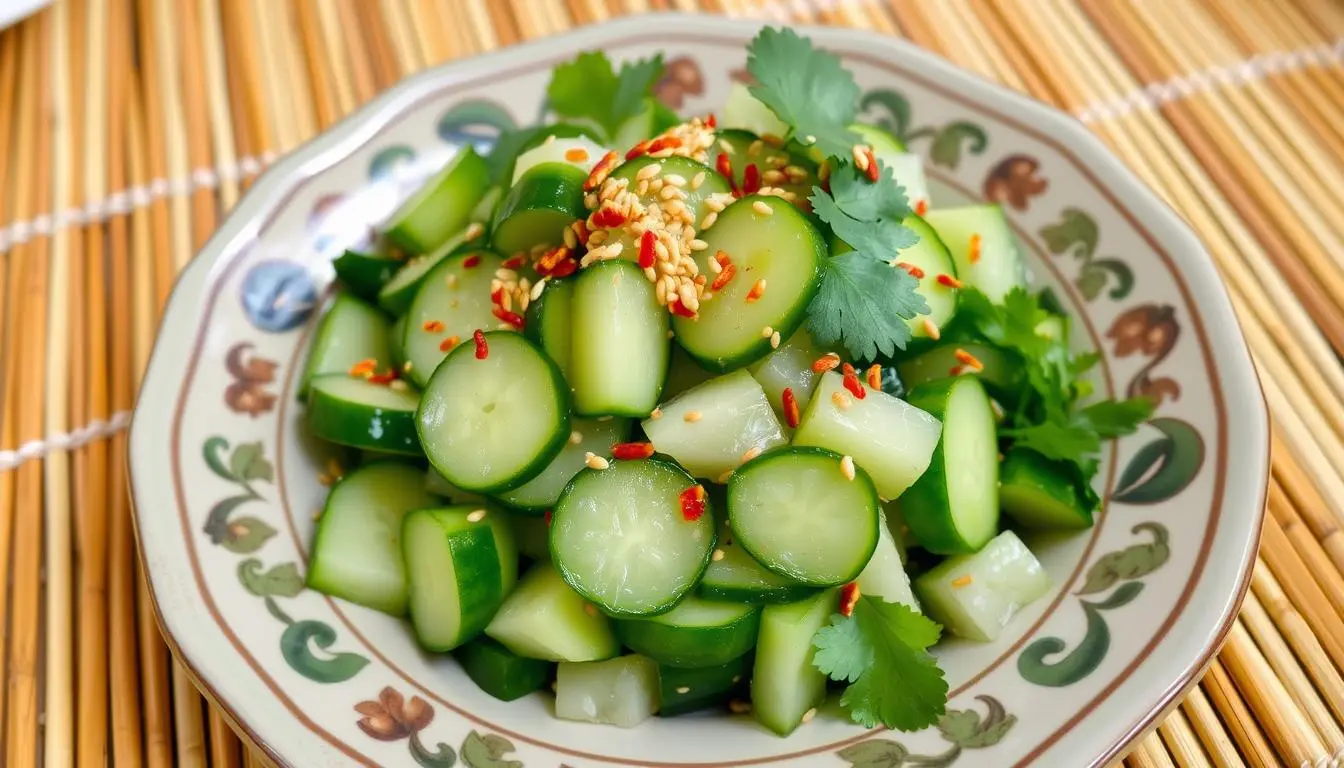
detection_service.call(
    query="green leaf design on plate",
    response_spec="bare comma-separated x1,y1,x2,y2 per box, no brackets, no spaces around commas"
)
938,695,1016,748
220,517,277,554
1017,581,1145,687
461,732,522,768
229,441,274,484
281,620,370,683
370,145,417,182
838,740,911,768
858,88,913,142
238,559,305,598
203,495,257,545
203,436,235,482
1040,208,1097,260
1077,523,1170,595
1114,417,1204,504
928,122,987,169
410,732,457,768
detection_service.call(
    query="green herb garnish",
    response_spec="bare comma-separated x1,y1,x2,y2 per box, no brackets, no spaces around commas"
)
812,597,949,731
745,27,861,157
546,51,665,143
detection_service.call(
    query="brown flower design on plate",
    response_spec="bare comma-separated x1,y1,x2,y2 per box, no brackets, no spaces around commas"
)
983,154,1047,211
1107,304,1182,405
655,56,706,109
224,343,278,417
356,686,434,741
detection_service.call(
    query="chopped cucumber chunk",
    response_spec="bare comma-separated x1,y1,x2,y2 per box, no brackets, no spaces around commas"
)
746,328,831,424
494,416,631,512
923,205,1025,304
555,655,660,728
752,589,834,735
915,531,1050,642
455,636,552,702
999,447,1094,530
615,596,760,668
485,563,619,662
855,510,919,610
570,260,669,417
658,655,750,716
642,369,787,481
384,146,491,254
403,506,517,651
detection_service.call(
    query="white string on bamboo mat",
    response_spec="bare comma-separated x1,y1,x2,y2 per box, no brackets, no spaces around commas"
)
0,410,131,472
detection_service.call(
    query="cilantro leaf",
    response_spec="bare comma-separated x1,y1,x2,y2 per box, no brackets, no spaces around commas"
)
546,52,664,142
807,251,927,360
1004,418,1100,462
812,598,948,732
825,160,913,223
1078,398,1155,438
746,27,860,157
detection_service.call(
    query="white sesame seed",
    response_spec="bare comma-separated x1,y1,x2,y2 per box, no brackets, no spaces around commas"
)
544,134,557,145
752,200,774,216
770,331,781,348
689,238,708,251
763,169,786,185
588,229,608,246
832,391,852,410
650,407,663,419
840,455,856,481
637,163,662,181
700,211,718,230
675,686,691,694
465,222,485,240
712,549,725,562
570,431,583,444
852,144,869,168
684,411,702,423
655,280,668,304
741,446,762,463
802,707,817,723
585,453,610,470
718,139,734,153
389,379,409,392
654,239,671,261
467,509,487,522
530,279,547,301
444,273,457,288
731,675,742,684
584,193,598,209
607,242,624,257
748,139,764,156
664,173,687,187
644,266,658,282
761,325,774,338
691,171,706,189
563,227,578,249
804,134,817,144
678,282,699,312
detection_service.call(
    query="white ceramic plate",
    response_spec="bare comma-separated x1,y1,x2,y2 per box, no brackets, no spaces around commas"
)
0,0,49,30
129,14,1267,768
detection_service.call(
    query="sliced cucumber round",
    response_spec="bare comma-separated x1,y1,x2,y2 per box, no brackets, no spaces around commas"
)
900,376,1000,554
403,506,517,652
378,224,488,315
306,461,440,615
300,294,392,399
699,517,818,604
604,155,731,250
673,195,827,371
524,277,574,382
494,416,631,513
384,146,491,255
417,331,570,494
615,596,760,668
728,447,879,587
851,123,930,214
401,249,503,387
569,260,669,417
923,204,1026,304
708,129,818,203
551,456,715,617
307,375,421,455
332,249,401,303
491,162,587,256
722,84,789,139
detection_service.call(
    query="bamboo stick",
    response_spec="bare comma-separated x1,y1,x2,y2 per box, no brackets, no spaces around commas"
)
1180,683,1247,768
1156,706,1216,767
1201,659,1281,768
1221,619,1327,764
1239,589,1344,745
1125,731,1178,768
197,0,239,208
1271,434,1344,569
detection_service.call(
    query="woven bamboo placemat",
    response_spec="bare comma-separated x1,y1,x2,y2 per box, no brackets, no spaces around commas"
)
0,1,1342,766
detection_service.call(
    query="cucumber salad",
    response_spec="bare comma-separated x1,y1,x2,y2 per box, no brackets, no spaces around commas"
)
301,28,1153,736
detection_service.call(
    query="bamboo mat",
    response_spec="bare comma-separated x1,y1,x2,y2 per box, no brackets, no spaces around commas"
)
0,0,1342,766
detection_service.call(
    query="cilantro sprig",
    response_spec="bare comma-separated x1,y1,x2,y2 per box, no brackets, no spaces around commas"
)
958,286,1154,506
745,27,861,156
807,160,926,360
545,51,665,143
813,597,948,731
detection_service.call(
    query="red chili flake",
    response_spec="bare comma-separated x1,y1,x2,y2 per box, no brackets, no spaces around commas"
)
948,366,964,376
713,250,732,268
866,364,882,390
549,259,578,279
745,278,766,303
493,306,525,329
584,150,621,190
782,387,801,429
811,353,841,373
611,442,656,460
625,139,653,160
842,371,867,400
705,112,717,128
462,254,482,268
715,153,740,196
439,336,460,352
895,261,925,279
348,358,377,378
936,273,963,289
710,263,737,292
842,362,857,378
421,320,445,333
968,234,982,264
473,329,488,359
501,253,527,270
668,296,698,319
490,287,504,305
863,148,879,182
954,348,985,371
590,206,627,229
646,136,682,155
742,163,762,196
571,219,590,246
536,246,572,276
679,485,707,522
544,509,553,526
367,370,398,385
638,230,657,270
915,199,929,217
564,147,590,163
839,582,861,618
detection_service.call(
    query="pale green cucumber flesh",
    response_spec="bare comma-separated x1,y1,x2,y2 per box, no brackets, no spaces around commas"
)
914,530,1050,641
306,375,422,455
641,369,787,481
300,294,392,398
401,249,503,388
569,260,669,417
485,563,620,662
751,589,835,736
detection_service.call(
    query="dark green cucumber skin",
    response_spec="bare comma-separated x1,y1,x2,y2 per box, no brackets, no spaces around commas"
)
697,580,820,605
404,510,505,652
385,147,490,255
897,342,1024,403
999,447,1094,530
306,377,422,456
454,636,553,702
490,163,587,255
657,655,751,717
614,606,760,669
727,446,880,587
524,278,574,381
672,195,828,372
416,332,572,495
900,378,998,555
333,250,401,303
